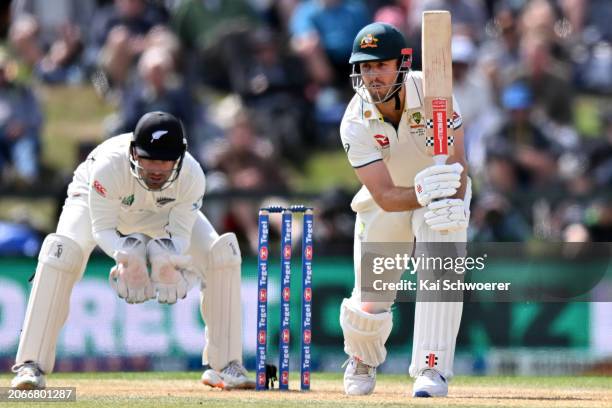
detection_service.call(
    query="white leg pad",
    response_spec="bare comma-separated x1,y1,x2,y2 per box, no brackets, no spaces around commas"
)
16,234,84,373
201,233,243,371
409,300,463,380
409,189,469,380
340,298,393,367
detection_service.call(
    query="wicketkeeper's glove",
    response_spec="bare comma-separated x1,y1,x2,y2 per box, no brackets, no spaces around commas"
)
148,238,200,304
109,234,156,304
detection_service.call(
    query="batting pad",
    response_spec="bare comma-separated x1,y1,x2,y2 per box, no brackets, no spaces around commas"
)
340,297,393,367
16,234,84,373
409,197,468,380
201,233,243,371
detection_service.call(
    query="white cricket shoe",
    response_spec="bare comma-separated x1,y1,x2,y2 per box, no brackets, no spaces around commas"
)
412,369,448,397
201,361,256,390
343,357,376,395
11,361,46,390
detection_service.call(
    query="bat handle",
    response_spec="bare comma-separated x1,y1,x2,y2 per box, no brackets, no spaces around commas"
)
433,154,448,166
432,154,450,236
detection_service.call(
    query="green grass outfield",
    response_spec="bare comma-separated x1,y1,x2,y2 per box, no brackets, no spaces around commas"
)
0,372,610,408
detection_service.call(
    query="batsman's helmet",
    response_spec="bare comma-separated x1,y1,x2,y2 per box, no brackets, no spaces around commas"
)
129,111,187,190
349,22,412,104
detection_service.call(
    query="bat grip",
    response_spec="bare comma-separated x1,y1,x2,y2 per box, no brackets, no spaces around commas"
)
432,154,449,235
433,154,448,165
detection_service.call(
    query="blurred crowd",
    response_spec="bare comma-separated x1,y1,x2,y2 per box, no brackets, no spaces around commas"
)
0,0,611,256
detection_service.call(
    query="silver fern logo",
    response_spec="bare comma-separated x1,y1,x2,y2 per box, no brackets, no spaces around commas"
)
156,197,176,206
151,130,168,142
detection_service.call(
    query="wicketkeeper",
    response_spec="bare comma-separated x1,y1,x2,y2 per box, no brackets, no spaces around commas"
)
11,111,255,390
339,23,471,397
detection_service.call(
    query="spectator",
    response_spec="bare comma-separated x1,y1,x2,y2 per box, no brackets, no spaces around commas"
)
519,0,572,64
584,200,612,241
289,0,370,88
171,0,257,51
0,220,42,257
517,31,577,138
470,192,531,242
10,0,95,84
11,0,96,47
487,82,558,189
584,0,612,42
7,13,42,82
451,34,502,175
88,0,168,89
171,0,259,90
586,110,612,187
478,3,522,101
314,187,354,255
206,107,288,253
413,0,488,41
369,0,413,35
112,45,198,143
229,27,315,165
0,49,43,186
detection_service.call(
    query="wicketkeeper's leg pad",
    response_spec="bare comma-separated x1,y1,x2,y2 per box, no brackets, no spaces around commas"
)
340,297,393,367
201,232,243,371
16,234,84,373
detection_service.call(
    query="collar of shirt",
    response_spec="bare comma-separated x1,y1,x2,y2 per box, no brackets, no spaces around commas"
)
357,77,424,127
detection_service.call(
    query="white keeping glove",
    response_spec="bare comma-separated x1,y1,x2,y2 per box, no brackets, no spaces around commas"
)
425,198,469,232
109,235,155,304
148,238,199,304
414,162,463,207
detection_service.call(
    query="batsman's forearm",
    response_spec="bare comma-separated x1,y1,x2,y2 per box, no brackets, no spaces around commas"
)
374,186,422,212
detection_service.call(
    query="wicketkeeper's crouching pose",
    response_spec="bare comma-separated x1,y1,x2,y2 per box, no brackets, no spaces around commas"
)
11,111,255,390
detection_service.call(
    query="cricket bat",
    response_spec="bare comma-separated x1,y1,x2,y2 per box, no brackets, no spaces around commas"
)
422,11,454,165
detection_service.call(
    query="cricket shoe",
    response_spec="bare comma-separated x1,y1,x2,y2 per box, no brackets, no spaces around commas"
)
11,361,46,390
201,360,256,390
343,357,376,395
412,369,448,397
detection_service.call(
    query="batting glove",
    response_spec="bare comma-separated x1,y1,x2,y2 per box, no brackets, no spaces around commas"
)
414,162,463,207
424,198,469,232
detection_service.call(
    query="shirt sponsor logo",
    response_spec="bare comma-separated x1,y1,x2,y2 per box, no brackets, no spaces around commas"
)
93,180,107,197
374,134,390,148
121,194,134,207
156,197,176,206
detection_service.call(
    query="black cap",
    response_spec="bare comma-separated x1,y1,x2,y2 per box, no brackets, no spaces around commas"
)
132,111,187,161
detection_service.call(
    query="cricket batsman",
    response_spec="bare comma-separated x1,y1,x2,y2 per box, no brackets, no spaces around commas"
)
11,111,255,390
339,23,471,397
